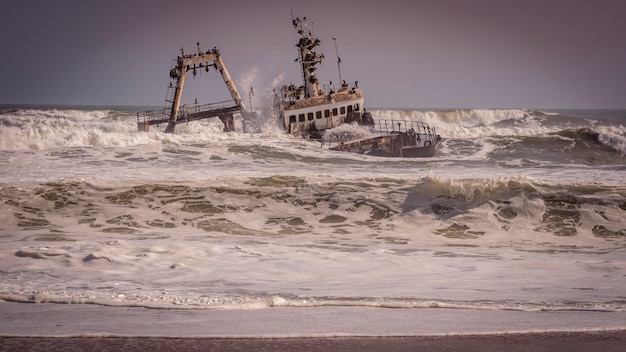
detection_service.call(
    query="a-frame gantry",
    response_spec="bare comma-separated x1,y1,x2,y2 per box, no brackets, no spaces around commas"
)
137,43,247,133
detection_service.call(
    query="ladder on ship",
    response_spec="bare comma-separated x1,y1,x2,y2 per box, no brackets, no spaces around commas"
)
163,66,177,119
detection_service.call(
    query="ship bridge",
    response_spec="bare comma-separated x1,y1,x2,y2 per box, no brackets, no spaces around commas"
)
137,43,248,133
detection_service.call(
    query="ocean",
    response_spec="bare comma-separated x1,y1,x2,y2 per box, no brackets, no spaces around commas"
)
1,105,625,335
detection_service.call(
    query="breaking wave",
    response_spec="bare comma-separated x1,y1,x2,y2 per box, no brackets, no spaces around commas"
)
1,107,624,155
595,125,626,154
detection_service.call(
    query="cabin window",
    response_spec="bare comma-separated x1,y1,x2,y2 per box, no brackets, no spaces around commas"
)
354,103,360,111
316,111,322,119
347,105,353,113
307,112,314,121
332,108,338,116
324,110,330,118
289,115,296,123
340,106,346,114
299,114,305,122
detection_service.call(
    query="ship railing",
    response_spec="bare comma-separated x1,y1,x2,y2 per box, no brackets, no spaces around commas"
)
136,100,237,125
320,81,360,95
177,100,236,119
321,119,439,151
136,109,169,128
375,119,438,141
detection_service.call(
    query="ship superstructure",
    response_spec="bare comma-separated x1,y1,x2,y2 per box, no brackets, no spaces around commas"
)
275,16,374,137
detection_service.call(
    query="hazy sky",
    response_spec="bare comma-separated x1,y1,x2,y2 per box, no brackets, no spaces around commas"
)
1,0,625,109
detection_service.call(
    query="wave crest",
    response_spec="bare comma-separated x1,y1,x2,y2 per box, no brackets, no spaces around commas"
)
594,125,626,154
372,108,553,138
417,175,536,201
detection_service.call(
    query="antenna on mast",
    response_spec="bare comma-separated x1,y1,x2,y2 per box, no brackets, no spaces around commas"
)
332,37,343,85
249,87,254,112
290,9,299,30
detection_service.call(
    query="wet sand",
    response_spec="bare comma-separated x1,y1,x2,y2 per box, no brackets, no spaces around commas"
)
2,331,626,352
1,301,625,351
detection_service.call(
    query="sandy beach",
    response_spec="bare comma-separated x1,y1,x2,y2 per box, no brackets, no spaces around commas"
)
2,331,626,352
1,301,625,351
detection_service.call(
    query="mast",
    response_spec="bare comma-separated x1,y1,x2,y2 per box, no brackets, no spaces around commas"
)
332,37,343,85
292,16,323,98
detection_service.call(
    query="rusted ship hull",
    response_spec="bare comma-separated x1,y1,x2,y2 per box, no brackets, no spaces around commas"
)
326,119,442,158
366,139,441,157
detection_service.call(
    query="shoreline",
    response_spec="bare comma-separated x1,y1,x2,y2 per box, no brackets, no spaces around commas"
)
1,301,626,350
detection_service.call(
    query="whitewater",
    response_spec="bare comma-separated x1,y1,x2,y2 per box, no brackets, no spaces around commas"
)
1,105,625,336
